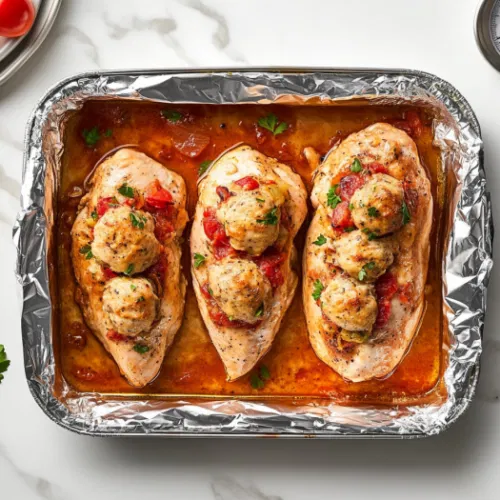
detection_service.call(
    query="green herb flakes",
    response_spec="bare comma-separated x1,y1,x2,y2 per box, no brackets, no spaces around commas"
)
198,160,212,176
118,183,135,198
82,127,100,147
79,244,93,260
194,253,206,268
313,234,327,246
351,158,363,173
162,110,182,122
327,185,342,209
312,279,324,300
133,344,150,354
402,201,411,225
257,207,278,225
257,113,288,136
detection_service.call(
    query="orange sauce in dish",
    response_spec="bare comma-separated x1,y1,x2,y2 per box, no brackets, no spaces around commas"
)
56,101,445,404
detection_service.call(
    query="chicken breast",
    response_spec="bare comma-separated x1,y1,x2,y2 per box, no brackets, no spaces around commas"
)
191,144,307,381
71,148,188,387
304,123,432,382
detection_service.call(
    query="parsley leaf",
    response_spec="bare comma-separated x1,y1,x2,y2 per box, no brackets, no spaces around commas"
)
104,129,113,137
257,207,278,225
313,234,327,246
162,110,182,123
259,365,271,380
91,210,98,221
312,279,324,300
79,244,93,260
362,228,378,241
402,201,411,225
133,344,150,354
129,211,147,229
130,284,137,291
0,344,11,384
368,207,380,217
258,113,288,136
348,203,354,210
136,296,145,303
208,287,214,296
250,373,265,389
344,226,356,233
358,261,376,281
118,183,135,198
82,127,100,147
327,185,342,209
256,198,265,203
255,303,264,317
199,160,212,176
351,158,363,172
125,263,135,275
194,253,206,268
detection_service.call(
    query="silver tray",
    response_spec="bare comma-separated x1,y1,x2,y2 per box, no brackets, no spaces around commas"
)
13,68,493,438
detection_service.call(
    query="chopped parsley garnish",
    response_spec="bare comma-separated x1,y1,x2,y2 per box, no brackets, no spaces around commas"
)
255,303,264,317
208,287,214,296
79,244,93,260
351,158,362,172
91,210,98,221
104,129,113,137
313,234,327,246
130,284,137,291
327,185,342,209
402,201,411,225
367,207,380,217
250,365,271,389
257,207,278,225
118,183,135,198
198,160,212,176
344,226,356,233
82,127,100,147
362,228,378,241
312,279,324,300
256,198,265,203
133,344,150,354
162,110,183,122
348,203,354,210
136,296,145,303
0,344,11,384
358,261,376,281
125,264,135,275
194,253,206,268
129,211,147,229
258,113,288,136
250,373,265,389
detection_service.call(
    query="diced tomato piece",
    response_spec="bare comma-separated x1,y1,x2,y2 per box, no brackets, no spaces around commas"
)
234,176,260,190
154,214,175,241
200,283,213,299
213,240,236,260
399,282,414,304
208,308,248,328
96,197,118,217
392,111,423,139
365,162,388,175
374,272,399,329
102,267,117,280
406,111,423,138
171,128,210,158
375,300,392,329
339,174,365,201
106,330,128,342
375,272,399,300
331,201,354,229
145,180,174,210
216,185,232,202
255,248,285,288
203,217,222,241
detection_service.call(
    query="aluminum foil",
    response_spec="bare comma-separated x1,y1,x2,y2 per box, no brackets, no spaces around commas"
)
13,69,493,438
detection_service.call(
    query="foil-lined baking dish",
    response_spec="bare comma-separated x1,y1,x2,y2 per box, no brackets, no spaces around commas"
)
13,69,493,437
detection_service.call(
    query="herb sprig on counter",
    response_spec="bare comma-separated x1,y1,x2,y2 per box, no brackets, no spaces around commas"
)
0,345,10,384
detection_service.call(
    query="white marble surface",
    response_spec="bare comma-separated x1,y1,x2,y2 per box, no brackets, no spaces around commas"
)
0,0,499,498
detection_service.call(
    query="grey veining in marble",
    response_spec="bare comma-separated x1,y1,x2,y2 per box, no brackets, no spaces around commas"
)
211,477,283,500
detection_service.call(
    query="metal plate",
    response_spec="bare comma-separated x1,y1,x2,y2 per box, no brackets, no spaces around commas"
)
0,0,61,86
475,0,500,71
13,68,493,438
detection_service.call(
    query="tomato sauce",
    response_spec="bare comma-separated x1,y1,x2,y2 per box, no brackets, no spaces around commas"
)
56,101,445,405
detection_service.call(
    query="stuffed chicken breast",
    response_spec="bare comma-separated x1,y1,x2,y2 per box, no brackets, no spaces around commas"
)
303,123,432,382
191,144,307,381
71,148,188,387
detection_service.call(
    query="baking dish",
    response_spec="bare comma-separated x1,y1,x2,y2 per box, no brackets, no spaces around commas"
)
14,68,493,437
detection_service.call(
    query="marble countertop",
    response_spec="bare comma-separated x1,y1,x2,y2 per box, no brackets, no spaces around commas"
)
0,0,499,498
